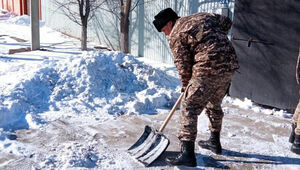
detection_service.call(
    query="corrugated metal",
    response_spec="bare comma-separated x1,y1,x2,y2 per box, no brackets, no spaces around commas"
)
41,0,82,39
41,0,235,64
139,0,235,64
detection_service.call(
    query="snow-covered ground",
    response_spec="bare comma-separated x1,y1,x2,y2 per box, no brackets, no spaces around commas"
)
0,12,299,169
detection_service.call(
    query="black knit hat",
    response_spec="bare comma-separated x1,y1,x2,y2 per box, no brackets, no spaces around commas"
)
153,8,179,32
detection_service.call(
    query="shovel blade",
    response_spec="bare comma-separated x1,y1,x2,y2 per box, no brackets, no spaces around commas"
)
128,125,170,166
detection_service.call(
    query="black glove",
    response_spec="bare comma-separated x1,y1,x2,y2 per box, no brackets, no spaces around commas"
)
181,87,186,93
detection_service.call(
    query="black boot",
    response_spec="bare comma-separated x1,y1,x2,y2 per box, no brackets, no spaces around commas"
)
165,141,196,167
289,124,296,143
198,131,222,154
291,134,300,155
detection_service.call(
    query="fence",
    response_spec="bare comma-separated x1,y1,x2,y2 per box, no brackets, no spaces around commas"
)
40,0,235,64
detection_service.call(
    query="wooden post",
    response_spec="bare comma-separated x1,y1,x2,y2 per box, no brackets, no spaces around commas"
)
31,0,40,50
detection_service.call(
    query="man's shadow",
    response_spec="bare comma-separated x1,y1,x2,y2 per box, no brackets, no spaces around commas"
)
218,149,300,165
150,149,300,169
151,151,229,169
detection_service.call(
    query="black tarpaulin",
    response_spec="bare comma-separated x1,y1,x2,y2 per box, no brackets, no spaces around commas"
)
230,0,300,110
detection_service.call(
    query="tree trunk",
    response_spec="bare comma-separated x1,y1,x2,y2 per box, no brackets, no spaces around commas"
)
81,24,88,50
120,0,131,53
80,0,90,51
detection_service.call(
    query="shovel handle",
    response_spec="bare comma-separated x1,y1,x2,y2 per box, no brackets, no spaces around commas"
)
159,93,184,132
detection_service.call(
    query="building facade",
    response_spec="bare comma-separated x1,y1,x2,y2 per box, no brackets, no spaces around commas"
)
0,0,28,15
0,0,41,18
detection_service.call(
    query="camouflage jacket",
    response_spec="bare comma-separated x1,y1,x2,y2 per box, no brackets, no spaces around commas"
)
168,12,239,88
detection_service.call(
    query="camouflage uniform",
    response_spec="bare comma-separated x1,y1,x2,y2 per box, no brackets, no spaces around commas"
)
167,12,239,142
293,46,300,135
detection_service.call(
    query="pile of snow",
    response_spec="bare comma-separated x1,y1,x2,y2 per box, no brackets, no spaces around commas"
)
3,14,45,27
223,97,293,118
0,51,181,131
0,9,17,20
4,15,30,25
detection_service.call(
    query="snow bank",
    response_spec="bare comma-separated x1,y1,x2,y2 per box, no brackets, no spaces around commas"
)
0,9,17,20
223,97,293,118
50,51,181,114
4,15,30,25
3,14,45,27
0,51,181,131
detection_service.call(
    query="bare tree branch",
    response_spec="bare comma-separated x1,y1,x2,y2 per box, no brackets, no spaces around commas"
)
53,0,105,50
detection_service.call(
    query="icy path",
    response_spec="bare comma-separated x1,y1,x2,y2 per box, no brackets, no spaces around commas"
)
1,103,299,170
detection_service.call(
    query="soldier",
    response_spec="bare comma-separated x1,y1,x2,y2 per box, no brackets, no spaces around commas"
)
290,46,300,155
153,8,239,167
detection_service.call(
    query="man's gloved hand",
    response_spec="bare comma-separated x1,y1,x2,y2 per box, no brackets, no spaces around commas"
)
181,87,186,93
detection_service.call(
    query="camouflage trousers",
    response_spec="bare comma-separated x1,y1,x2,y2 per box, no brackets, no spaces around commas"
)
293,91,300,135
178,71,234,142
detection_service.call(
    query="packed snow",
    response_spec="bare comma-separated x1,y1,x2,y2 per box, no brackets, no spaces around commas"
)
0,12,299,169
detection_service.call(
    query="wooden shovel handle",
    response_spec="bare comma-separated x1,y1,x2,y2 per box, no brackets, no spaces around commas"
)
159,93,184,132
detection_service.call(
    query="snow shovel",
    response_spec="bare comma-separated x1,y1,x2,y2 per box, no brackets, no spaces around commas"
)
127,93,184,166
